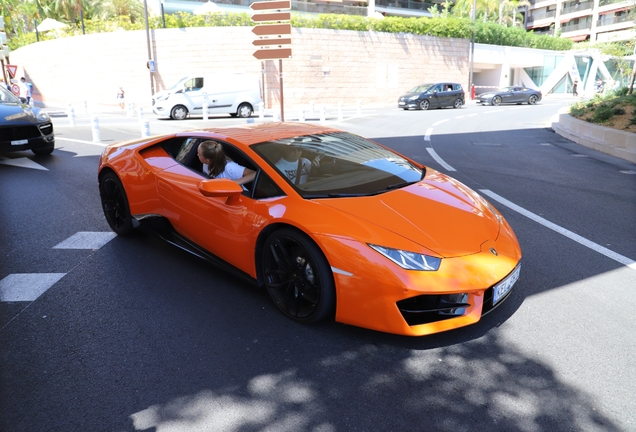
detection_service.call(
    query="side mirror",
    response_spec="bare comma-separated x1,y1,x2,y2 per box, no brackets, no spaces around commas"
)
199,178,244,198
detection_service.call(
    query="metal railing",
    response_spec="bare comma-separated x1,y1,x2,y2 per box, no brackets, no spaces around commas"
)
375,0,437,11
560,21,592,32
597,13,634,26
527,9,556,22
561,1,594,14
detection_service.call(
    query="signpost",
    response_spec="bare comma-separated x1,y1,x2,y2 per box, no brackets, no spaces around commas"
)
250,0,292,121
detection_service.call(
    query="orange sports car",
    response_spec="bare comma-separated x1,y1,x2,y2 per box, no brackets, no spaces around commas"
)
98,123,521,336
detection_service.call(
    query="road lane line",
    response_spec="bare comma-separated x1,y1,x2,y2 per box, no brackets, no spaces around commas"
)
432,119,449,126
55,137,109,146
426,148,456,171
483,109,504,114
480,189,636,271
424,127,433,141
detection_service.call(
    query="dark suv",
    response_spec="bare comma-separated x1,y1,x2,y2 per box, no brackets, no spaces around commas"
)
398,82,465,111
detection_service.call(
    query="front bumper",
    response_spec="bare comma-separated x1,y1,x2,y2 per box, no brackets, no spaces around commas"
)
0,123,55,153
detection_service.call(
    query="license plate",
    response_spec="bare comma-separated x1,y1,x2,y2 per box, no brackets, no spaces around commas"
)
398,102,405,105
493,264,520,305
11,139,28,146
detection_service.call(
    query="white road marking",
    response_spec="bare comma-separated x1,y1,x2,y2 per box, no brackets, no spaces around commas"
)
432,119,449,126
480,189,636,271
483,109,504,114
426,148,456,171
53,232,117,249
424,127,433,141
467,113,478,117
0,156,48,171
0,273,66,302
619,170,636,175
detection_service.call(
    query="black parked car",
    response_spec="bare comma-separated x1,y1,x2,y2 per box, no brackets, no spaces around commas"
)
477,86,542,106
398,82,465,110
0,85,55,156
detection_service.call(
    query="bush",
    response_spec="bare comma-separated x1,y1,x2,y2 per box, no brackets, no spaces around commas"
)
591,104,614,123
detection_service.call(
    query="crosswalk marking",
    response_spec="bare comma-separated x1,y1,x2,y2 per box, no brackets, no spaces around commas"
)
0,273,66,302
53,231,117,249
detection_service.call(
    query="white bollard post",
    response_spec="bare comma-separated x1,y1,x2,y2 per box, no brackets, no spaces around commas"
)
258,102,264,121
202,101,208,121
67,105,76,127
357,100,362,116
91,116,101,142
127,101,135,117
140,120,150,137
299,108,305,122
138,106,144,123
338,101,343,121
310,101,315,118
83,100,88,116
320,105,326,123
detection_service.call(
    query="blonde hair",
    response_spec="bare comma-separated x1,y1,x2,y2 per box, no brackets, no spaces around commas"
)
199,140,228,178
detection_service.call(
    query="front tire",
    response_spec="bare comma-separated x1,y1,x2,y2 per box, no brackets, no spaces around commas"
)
528,95,538,105
419,100,430,110
492,96,502,106
261,228,335,324
170,105,188,120
99,171,135,236
236,103,253,118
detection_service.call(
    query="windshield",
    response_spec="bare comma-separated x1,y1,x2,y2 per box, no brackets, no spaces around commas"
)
252,132,424,198
408,83,434,93
168,77,191,91
0,86,20,104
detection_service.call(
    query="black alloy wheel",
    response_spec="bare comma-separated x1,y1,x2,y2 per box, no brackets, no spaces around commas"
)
99,171,135,236
419,99,430,110
492,96,502,106
261,228,335,324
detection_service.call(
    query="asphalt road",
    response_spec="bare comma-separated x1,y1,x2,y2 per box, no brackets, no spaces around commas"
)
1,98,635,432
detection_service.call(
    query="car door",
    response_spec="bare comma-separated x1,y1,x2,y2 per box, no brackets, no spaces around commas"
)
152,140,271,273
181,77,205,115
429,84,444,107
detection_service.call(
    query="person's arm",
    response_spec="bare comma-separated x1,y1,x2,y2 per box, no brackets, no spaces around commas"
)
235,168,256,185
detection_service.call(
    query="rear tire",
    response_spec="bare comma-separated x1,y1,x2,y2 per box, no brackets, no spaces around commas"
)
99,171,135,236
170,105,188,120
237,103,253,118
453,98,462,109
528,95,538,105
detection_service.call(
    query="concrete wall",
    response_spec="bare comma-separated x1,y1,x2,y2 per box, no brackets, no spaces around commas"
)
9,27,469,110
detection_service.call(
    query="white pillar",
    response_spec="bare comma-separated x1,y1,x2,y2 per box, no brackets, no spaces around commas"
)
91,116,101,142
67,104,75,127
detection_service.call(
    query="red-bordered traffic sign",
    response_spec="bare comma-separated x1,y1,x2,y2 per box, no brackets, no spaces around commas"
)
11,83,20,95
6,64,17,79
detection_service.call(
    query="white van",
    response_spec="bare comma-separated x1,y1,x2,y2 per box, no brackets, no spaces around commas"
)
152,73,262,120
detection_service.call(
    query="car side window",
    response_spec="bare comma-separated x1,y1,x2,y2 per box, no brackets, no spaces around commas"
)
252,172,286,199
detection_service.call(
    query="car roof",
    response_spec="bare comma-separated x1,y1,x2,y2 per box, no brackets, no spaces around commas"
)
188,122,344,146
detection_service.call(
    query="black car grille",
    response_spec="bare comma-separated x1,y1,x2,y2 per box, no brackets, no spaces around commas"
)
1,125,42,140
397,294,471,326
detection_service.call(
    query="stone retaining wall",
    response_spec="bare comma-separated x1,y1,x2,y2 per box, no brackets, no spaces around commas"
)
552,114,636,164
9,27,469,110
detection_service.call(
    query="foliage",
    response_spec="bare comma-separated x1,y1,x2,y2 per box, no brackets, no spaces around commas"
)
570,90,636,124
4,3,573,53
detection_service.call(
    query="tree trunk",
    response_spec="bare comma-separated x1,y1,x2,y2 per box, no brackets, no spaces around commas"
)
629,65,636,95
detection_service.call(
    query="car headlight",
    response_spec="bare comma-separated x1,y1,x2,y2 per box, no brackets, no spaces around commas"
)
156,93,170,101
368,244,441,271
36,111,50,122
408,95,419,101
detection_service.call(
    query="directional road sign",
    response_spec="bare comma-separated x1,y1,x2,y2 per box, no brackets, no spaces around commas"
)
251,12,291,22
253,48,292,61
253,38,292,47
252,23,291,37
250,0,291,11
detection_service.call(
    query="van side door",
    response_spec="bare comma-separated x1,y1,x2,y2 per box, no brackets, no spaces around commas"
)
182,77,205,115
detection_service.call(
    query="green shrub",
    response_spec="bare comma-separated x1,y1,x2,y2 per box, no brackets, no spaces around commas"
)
569,104,586,117
630,108,636,125
591,104,614,123
613,107,626,115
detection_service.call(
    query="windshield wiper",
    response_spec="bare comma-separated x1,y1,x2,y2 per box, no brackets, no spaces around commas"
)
385,181,417,190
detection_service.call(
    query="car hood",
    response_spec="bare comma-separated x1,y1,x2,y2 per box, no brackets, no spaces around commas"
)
0,102,46,125
399,92,424,99
479,92,496,98
318,171,500,258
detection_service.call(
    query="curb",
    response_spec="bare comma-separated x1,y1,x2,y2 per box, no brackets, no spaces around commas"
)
551,113,636,164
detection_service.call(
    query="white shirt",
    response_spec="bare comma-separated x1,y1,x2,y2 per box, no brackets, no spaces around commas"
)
18,81,31,98
204,161,246,180
275,157,311,184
